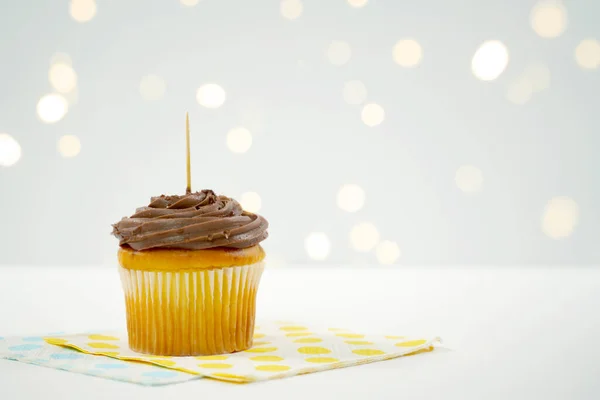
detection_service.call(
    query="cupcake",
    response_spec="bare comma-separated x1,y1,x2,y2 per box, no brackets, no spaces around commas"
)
112,189,268,356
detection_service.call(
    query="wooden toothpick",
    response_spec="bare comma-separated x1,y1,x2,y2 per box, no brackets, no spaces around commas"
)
185,112,192,194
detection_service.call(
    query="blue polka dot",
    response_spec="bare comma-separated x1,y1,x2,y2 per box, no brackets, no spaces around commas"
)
8,344,42,351
0,337,5,341
50,353,84,360
142,371,179,378
95,363,128,369
22,336,44,342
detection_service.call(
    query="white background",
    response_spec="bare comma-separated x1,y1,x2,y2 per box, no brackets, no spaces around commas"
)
1,0,599,266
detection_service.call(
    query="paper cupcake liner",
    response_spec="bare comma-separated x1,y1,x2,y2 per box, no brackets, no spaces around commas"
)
118,262,264,356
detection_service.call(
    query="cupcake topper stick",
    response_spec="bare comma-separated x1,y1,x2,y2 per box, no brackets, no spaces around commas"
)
185,112,192,194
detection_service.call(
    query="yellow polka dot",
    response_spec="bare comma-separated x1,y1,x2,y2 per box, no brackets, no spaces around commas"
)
405,346,434,356
88,334,119,341
280,326,308,332
152,359,177,366
100,352,120,357
345,340,374,345
244,346,278,353
352,349,385,356
88,342,119,349
252,341,271,346
212,373,252,382
335,333,365,339
195,355,228,360
253,333,266,339
45,338,68,345
385,335,405,339
286,332,313,337
395,339,427,347
255,364,291,372
294,337,323,343
199,363,233,369
305,357,339,363
297,346,332,355
250,355,284,362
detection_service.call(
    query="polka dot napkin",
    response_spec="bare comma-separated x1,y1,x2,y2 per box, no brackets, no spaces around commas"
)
0,335,197,385
43,321,440,383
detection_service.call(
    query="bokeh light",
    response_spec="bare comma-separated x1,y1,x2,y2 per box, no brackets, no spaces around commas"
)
37,94,68,124
327,41,352,66
196,83,226,109
180,0,200,6
337,184,365,213
506,78,533,105
281,0,303,20
375,240,401,265
49,64,77,93
471,40,509,81
575,39,600,70
305,232,331,260
139,75,166,101
70,0,97,23
523,63,551,92
455,165,483,193
347,0,368,8
530,0,567,38
542,196,579,239
58,135,81,158
240,191,262,213
361,103,385,127
226,127,252,154
392,39,423,68
350,222,380,252
343,80,367,105
0,134,22,167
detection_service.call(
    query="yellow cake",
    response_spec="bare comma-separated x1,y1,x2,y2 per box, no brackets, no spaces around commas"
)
112,190,269,356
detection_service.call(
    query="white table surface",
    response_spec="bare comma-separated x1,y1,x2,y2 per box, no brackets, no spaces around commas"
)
1,266,599,400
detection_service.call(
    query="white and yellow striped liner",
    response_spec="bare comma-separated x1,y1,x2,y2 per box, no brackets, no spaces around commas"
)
45,322,440,383
119,262,264,356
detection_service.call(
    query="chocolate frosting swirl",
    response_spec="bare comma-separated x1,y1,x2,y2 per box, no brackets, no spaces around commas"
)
112,190,268,251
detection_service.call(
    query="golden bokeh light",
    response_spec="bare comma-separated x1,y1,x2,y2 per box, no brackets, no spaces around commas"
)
0,133,22,167
530,0,567,38
343,80,367,105
70,0,97,23
281,0,303,20
139,75,166,101
350,222,380,252
471,40,509,81
196,83,226,109
337,184,365,213
37,94,69,124
575,39,600,70
392,39,423,68
49,63,77,93
506,78,533,105
347,0,368,8
361,103,385,127
523,63,551,92
240,191,262,213
305,232,331,260
542,196,579,239
226,127,252,154
455,165,483,193
180,0,200,6
375,240,401,265
327,41,352,66
58,135,81,158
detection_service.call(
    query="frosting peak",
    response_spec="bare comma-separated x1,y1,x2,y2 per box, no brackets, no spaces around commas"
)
112,190,268,251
